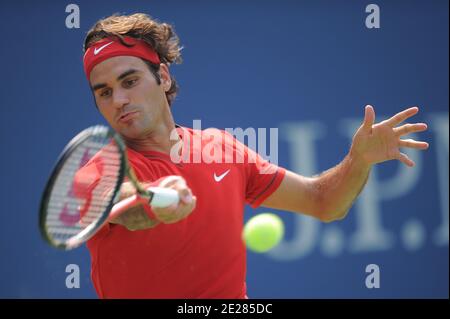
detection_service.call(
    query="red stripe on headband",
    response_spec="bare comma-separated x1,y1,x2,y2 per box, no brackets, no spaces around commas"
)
83,37,161,80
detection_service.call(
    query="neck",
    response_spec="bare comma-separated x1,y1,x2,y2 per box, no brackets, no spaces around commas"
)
123,109,180,154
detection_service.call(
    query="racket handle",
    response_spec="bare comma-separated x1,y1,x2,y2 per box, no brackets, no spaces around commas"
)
109,187,179,221
148,187,180,208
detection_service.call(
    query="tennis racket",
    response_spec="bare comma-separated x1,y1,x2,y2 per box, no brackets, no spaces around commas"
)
39,125,179,250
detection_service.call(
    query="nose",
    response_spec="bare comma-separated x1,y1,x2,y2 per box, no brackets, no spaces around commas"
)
112,89,130,109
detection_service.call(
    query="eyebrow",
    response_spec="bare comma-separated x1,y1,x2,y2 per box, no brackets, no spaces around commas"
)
91,69,140,91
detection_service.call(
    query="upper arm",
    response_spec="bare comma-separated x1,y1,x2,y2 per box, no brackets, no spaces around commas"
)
260,170,322,220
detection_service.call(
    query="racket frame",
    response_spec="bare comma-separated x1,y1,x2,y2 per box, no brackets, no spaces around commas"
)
39,126,126,250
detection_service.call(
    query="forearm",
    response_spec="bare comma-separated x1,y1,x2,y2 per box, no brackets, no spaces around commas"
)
313,149,371,222
108,181,160,230
263,105,428,222
109,177,196,230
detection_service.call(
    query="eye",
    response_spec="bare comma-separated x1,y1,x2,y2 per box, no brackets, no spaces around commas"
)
124,78,138,88
100,88,111,97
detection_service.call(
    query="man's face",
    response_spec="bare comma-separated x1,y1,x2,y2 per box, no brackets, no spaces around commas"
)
89,56,169,139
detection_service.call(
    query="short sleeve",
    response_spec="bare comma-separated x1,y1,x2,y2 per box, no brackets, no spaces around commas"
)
244,147,285,208
221,131,285,208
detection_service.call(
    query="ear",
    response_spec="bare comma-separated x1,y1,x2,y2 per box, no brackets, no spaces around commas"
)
159,64,172,92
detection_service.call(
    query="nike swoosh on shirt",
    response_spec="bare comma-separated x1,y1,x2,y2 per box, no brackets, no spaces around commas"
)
214,169,231,182
94,42,114,55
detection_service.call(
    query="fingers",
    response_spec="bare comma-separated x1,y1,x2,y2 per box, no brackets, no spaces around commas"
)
398,139,429,150
153,175,196,224
157,197,196,224
154,196,196,224
386,106,419,127
164,176,192,205
394,123,428,137
178,186,193,205
361,105,376,132
397,152,415,167
159,175,187,188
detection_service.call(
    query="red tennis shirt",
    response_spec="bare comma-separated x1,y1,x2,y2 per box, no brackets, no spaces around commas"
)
86,126,285,298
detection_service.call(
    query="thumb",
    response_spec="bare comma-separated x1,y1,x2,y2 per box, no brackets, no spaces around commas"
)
361,105,375,132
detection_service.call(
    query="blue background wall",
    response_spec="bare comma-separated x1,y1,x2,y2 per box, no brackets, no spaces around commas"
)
0,0,447,298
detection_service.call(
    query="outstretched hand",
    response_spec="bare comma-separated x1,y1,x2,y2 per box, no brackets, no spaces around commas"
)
350,105,429,167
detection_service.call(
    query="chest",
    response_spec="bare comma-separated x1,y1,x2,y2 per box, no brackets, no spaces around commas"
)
135,156,247,216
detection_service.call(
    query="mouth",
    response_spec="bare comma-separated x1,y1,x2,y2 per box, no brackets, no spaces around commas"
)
118,111,139,123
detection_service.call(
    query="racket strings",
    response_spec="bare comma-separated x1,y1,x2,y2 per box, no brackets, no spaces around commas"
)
44,135,122,245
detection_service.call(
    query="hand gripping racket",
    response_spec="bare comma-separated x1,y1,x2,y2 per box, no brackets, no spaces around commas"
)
39,125,179,250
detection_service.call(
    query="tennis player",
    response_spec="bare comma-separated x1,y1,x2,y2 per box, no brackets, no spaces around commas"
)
81,13,429,298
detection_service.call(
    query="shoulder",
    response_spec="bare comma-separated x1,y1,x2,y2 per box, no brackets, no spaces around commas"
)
184,126,239,146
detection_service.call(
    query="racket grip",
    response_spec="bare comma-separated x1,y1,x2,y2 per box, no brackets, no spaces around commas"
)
148,187,179,208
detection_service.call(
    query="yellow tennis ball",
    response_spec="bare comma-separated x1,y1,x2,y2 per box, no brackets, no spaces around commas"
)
243,213,284,253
